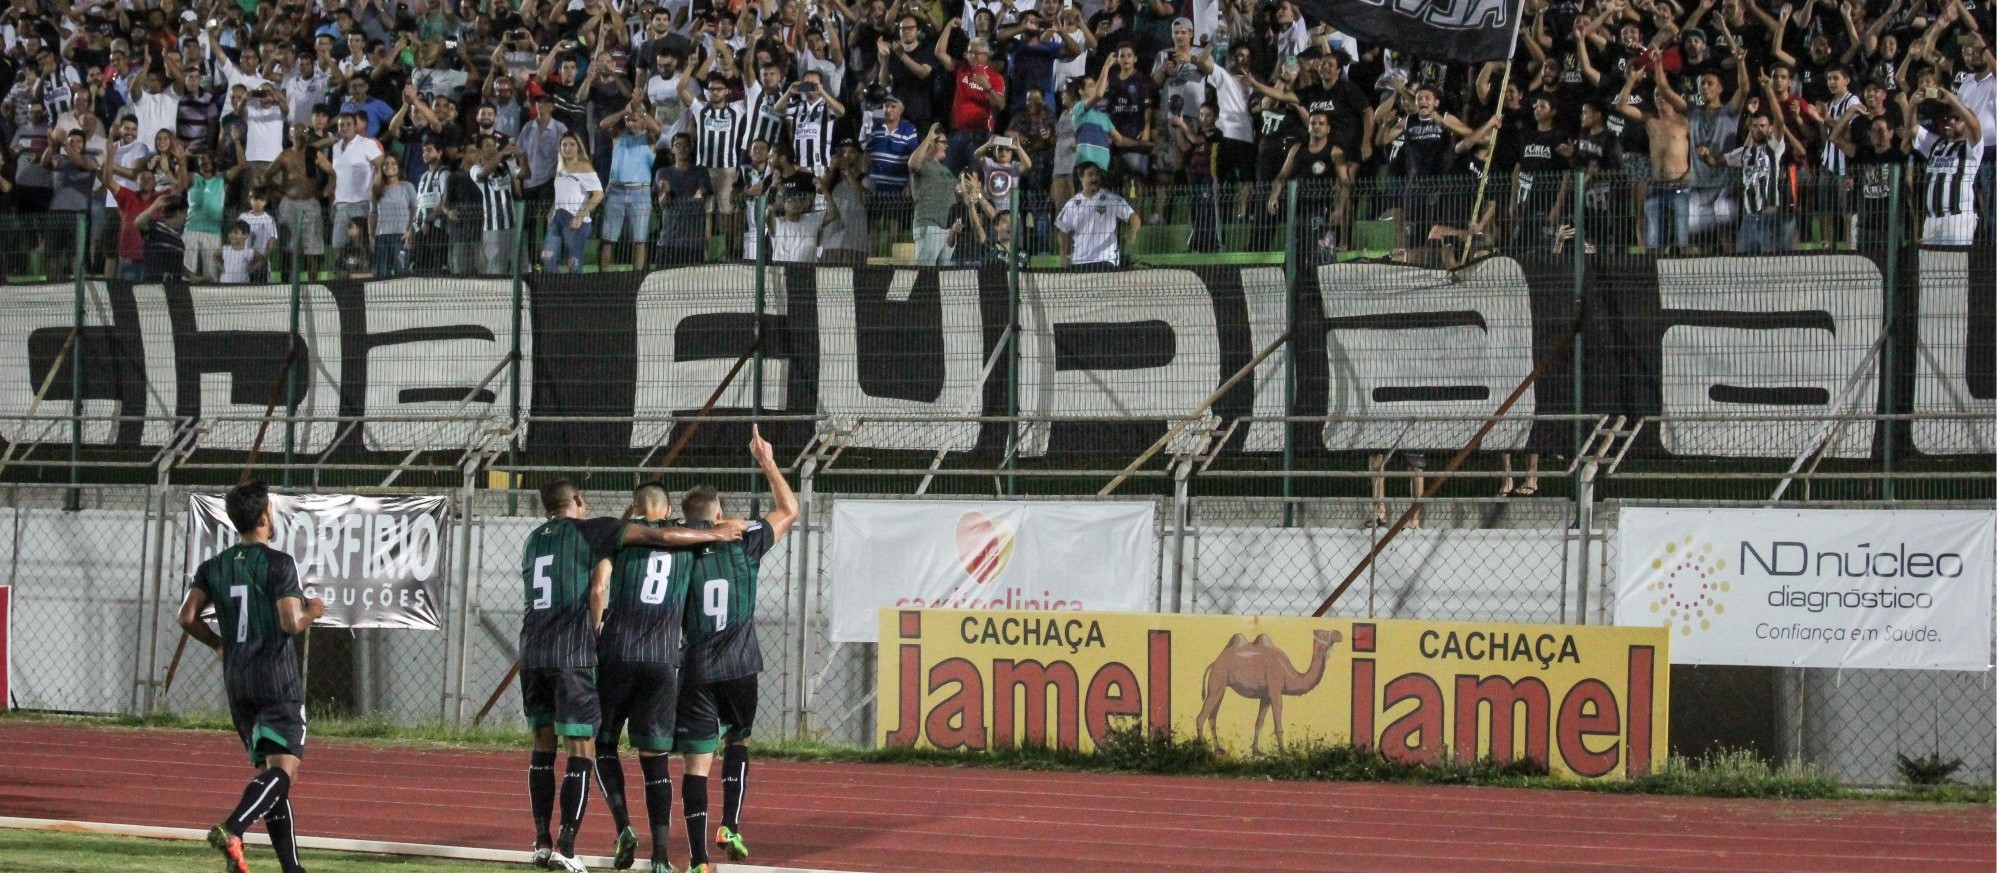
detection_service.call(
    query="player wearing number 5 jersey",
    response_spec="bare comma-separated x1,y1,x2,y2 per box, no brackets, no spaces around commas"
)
593,482,701,873
675,426,799,871
520,478,746,873
178,480,325,873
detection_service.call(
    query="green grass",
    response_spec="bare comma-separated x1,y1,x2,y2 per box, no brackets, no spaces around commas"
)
8,710,1989,804
0,829,514,873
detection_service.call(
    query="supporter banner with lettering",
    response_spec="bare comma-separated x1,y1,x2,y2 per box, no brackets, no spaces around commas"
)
1614,508,1994,670
185,493,451,630
0,247,1987,461
830,501,1155,643
877,610,1670,780
1293,0,1519,63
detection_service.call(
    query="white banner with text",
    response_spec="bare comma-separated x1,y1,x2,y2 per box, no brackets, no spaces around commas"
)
828,500,1156,643
1615,508,1993,670
186,493,451,629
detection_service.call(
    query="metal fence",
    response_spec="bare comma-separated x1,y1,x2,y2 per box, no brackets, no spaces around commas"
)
1,427,1988,788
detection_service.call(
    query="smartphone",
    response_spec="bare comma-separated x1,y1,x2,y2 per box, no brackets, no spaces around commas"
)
1924,87,1939,99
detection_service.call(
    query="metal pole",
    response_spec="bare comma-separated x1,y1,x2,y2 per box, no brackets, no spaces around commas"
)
452,469,478,722
1170,461,1190,612
752,193,768,509
1574,459,1596,625
68,212,85,511
1879,165,1902,502
507,200,526,515
793,459,815,739
1281,180,1298,528
1570,168,1588,619
1005,205,1022,497
284,261,300,487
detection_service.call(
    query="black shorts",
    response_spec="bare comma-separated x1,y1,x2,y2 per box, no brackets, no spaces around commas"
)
1217,138,1256,184
521,666,600,738
229,696,307,767
597,661,682,753
674,676,758,753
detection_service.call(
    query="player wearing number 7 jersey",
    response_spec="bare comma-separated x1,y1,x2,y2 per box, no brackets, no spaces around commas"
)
520,478,746,873
592,482,702,873
178,480,325,873
674,425,799,872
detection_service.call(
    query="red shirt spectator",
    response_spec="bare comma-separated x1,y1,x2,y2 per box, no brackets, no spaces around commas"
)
947,40,1006,133
113,184,161,264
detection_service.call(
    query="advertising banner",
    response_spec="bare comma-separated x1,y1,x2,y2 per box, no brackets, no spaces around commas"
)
186,493,451,629
1615,508,1994,670
830,501,1155,643
877,609,1669,780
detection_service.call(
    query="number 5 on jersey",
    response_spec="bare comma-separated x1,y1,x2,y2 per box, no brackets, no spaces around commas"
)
531,555,554,609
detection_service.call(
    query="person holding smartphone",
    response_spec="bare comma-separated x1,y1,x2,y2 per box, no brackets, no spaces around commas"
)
1903,86,1985,245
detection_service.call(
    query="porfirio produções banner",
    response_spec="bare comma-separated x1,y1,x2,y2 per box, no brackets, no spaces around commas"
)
1614,508,1994,670
878,609,1670,780
185,493,450,629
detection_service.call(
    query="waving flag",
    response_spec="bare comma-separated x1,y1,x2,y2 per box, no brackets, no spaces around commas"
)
1297,0,1522,64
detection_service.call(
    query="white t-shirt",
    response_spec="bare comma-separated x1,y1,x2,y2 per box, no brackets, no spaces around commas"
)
132,90,180,148
244,99,285,162
1052,28,1090,93
553,167,604,215
240,210,278,253
771,210,824,262
284,69,329,125
218,244,258,283
1055,189,1134,266
1205,66,1253,142
331,135,384,205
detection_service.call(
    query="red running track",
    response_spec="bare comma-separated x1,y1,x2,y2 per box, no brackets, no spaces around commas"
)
0,722,1990,873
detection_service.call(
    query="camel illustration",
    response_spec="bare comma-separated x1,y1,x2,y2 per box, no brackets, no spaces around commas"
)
1194,628,1342,754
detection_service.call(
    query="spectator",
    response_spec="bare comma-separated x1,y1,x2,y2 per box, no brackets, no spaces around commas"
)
877,14,940,133
321,111,384,273
939,31,1007,171
819,138,873,265
1905,87,1984,245
1055,163,1140,268
599,98,664,271
1830,105,1906,252
909,124,959,265
518,93,569,209
1726,106,1796,253
469,134,523,275
654,132,714,267
216,220,264,284
182,151,228,278
765,188,825,263
372,154,418,277
104,156,168,281
135,194,191,283
541,133,604,273
267,127,326,277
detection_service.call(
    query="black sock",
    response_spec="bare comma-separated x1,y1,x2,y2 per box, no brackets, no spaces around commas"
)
557,755,594,854
597,751,632,833
263,798,304,873
720,744,749,832
529,750,557,847
681,774,709,866
225,769,291,836
639,755,674,864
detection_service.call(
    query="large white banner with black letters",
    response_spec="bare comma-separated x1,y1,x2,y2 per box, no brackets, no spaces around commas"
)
1,247,1986,461
1614,507,1994,670
828,500,1156,643
185,493,450,629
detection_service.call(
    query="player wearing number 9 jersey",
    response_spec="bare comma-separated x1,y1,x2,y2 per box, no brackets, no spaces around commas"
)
178,480,325,873
592,482,701,872
674,425,798,871
518,478,746,873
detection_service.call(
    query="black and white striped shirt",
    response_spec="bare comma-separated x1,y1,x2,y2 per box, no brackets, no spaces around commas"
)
693,99,747,169
1731,138,1787,214
789,98,835,173
1819,92,1860,175
472,161,517,232
743,82,791,153
1919,135,1981,217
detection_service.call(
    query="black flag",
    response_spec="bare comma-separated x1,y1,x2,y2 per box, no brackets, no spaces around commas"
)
1297,0,1520,64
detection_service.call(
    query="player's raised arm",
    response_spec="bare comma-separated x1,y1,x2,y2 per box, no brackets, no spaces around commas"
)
621,516,746,548
749,425,798,541
177,586,225,651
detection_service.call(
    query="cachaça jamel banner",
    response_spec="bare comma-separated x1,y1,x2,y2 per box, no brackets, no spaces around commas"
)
877,610,1669,780
186,493,450,629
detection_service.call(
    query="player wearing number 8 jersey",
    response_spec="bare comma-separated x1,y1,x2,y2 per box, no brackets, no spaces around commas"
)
675,426,798,871
178,480,325,873
519,478,746,873
593,482,701,872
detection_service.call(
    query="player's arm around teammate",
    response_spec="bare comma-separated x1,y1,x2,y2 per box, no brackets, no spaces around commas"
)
177,480,325,873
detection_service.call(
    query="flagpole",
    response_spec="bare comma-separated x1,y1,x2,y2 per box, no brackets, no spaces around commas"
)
1458,0,1530,265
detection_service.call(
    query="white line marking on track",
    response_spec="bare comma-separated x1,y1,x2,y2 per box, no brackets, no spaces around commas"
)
0,816,864,873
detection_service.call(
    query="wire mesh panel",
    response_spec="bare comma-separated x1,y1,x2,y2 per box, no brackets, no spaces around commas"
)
1798,667,1996,787
2,484,158,714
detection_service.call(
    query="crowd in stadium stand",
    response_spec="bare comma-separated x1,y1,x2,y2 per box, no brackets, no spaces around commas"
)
0,0,1988,280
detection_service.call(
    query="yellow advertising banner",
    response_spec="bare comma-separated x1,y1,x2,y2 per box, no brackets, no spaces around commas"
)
877,610,1670,780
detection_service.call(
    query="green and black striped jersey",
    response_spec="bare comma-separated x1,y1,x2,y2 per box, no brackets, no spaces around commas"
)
598,519,698,666
519,516,626,669
682,518,775,684
190,543,305,705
